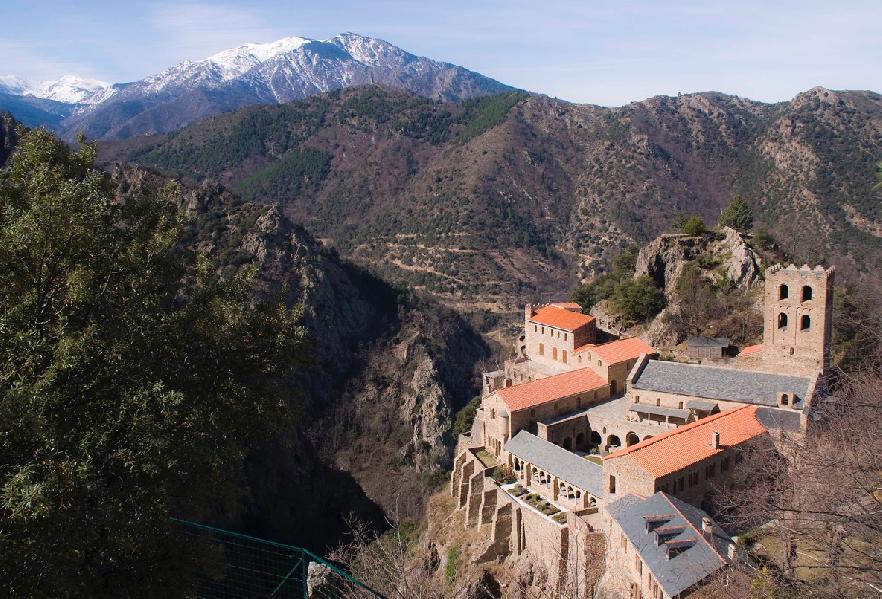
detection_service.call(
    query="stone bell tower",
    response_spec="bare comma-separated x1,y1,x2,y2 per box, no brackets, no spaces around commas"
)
762,264,834,376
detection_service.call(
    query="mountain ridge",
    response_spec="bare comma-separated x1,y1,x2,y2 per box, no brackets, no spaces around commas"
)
100,85,882,315
0,32,513,140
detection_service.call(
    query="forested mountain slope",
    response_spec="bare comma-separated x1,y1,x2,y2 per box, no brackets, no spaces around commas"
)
1,119,487,560
103,86,882,313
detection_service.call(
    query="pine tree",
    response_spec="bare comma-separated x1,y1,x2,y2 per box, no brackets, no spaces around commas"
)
719,195,754,232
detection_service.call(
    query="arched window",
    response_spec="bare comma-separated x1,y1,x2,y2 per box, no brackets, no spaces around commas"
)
802,286,813,301
778,312,788,329
801,315,811,331
779,284,789,300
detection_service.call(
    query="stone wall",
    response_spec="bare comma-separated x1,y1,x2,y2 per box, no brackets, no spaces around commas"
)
761,265,834,377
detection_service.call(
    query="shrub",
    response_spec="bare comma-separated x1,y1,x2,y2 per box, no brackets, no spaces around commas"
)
719,196,754,232
609,276,666,325
453,395,482,437
445,547,460,586
682,215,708,236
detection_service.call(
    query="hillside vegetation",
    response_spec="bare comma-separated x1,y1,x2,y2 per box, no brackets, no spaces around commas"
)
101,86,882,318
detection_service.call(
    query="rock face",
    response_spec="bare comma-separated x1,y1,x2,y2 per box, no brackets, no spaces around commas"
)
634,227,761,296
631,227,762,348
110,165,488,549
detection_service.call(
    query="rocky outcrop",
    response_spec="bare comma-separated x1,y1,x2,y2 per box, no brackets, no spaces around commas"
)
634,227,761,296
631,227,762,349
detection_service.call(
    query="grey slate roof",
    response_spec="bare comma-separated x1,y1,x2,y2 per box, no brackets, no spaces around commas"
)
686,399,718,412
755,406,802,433
629,403,690,419
504,431,604,497
687,336,730,348
632,360,812,407
607,492,733,598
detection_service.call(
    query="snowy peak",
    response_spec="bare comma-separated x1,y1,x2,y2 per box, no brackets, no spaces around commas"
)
0,75,110,104
206,36,313,80
328,32,408,66
0,32,512,139
30,76,111,104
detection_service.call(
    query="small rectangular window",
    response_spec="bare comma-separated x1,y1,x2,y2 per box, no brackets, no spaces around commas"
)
707,463,716,478
721,457,730,471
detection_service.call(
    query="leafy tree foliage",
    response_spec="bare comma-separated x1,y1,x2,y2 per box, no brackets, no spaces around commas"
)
609,276,666,326
571,247,664,325
453,395,482,438
718,195,754,232
571,247,638,312
681,215,708,236
0,129,307,595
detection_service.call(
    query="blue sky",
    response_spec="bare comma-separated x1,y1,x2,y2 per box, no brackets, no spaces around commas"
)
3,0,880,105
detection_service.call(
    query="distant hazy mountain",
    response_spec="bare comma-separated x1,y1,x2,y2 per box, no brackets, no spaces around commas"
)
0,33,512,139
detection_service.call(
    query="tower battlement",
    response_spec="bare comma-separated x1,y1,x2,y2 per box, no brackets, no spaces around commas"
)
761,263,834,376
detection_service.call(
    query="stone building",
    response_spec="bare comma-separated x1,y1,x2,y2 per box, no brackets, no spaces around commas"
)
625,356,817,433
599,492,736,599
505,431,605,510
758,264,835,376
452,263,834,594
685,336,731,361
602,406,767,505
523,303,598,374
480,367,609,456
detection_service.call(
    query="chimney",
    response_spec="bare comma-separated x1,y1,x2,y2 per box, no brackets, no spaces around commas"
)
702,516,714,537
710,431,720,448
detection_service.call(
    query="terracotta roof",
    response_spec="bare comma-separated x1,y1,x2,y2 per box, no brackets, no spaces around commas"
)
496,368,607,412
603,406,767,477
550,302,582,310
739,344,762,357
529,305,595,331
585,337,657,363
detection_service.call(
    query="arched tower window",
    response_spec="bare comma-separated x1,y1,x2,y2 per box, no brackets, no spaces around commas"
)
779,284,789,300
801,315,811,331
802,286,813,301
778,313,788,329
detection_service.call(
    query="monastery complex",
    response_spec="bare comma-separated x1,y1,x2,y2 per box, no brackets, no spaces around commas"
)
451,264,834,598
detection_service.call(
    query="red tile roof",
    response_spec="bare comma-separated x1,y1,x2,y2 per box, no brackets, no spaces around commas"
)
529,305,595,331
551,302,583,310
603,406,767,477
496,368,608,412
739,344,762,357
574,337,657,363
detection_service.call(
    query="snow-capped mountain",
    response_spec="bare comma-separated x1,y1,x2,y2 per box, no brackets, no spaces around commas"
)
0,32,512,140
0,75,110,104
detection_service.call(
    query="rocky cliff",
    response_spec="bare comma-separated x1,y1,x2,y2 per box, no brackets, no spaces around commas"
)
169,173,489,544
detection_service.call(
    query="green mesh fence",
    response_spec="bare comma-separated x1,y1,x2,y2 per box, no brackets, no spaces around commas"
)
171,518,383,598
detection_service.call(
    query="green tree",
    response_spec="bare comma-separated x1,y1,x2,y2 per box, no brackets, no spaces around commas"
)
0,128,307,595
719,195,754,232
609,276,666,325
682,215,707,236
